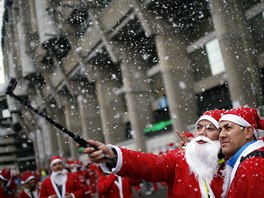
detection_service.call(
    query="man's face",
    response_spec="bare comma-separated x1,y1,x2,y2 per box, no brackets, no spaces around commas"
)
195,120,219,141
219,121,248,157
25,179,36,190
51,161,64,172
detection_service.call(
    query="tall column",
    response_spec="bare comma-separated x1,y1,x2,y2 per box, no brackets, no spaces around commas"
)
17,0,37,77
37,117,53,166
55,106,71,157
3,16,19,78
155,32,197,139
34,0,57,44
95,68,127,144
77,91,104,142
64,98,80,159
118,44,155,152
48,105,71,157
209,0,264,109
46,121,61,155
7,2,22,78
35,128,46,168
37,81,68,157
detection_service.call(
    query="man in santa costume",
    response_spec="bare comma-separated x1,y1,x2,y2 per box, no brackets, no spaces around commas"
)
0,168,17,198
97,167,141,198
84,109,226,198
40,155,85,198
219,106,264,197
18,171,39,198
71,160,92,198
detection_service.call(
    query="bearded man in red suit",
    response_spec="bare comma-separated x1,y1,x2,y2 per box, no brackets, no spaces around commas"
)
0,168,17,198
84,109,226,198
18,171,39,198
40,156,84,198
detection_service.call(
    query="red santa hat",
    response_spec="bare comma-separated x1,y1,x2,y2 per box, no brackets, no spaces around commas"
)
21,171,35,185
50,155,64,167
66,160,75,169
220,106,264,139
75,160,83,168
196,109,226,128
0,168,11,181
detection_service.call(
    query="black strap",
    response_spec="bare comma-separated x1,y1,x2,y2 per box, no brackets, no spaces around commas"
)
240,150,264,164
55,183,63,196
30,190,35,198
105,148,118,170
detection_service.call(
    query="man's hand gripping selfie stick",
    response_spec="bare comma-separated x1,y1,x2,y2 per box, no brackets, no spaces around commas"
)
6,78,111,159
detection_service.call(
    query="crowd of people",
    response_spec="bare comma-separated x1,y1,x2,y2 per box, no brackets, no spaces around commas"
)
0,158,98,198
1,105,264,197
0,156,162,197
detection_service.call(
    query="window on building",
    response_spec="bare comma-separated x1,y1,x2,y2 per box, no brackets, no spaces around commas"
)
205,38,225,76
190,38,225,82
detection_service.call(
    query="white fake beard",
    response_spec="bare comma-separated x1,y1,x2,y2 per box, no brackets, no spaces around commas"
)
51,169,68,185
185,136,220,183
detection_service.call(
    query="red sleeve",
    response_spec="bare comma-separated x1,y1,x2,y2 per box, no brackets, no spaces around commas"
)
88,164,100,194
118,148,180,183
128,177,141,186
39,178,52,198
69,173,85,198
97,174,117,194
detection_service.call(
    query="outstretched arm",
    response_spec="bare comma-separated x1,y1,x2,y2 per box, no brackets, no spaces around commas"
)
83,139,177,183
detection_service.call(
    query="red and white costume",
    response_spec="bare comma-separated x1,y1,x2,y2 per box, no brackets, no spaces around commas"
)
0,168,17,198
99,109,225,198
97,169,141,198
40,156,84,198
102,147,223,198
19,189,39,198
88,163,100,195
18,171,39,198
40,172,84,198
72,160,91,198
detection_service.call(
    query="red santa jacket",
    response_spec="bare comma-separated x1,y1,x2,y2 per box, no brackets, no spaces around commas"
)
0,177,17,198
226,146,264,198
116,148,223,198
18,188,39,198
40,172,84,198
72,170,91,198
97,171,141,198
88,163,100,194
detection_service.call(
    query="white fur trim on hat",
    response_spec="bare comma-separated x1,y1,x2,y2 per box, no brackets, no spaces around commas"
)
21,175,35,185
0,174,8,181
50,158,63,167
196,115,219,128
220,114,258,139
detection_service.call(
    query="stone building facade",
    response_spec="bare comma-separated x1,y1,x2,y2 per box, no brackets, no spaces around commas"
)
0,0,264,170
